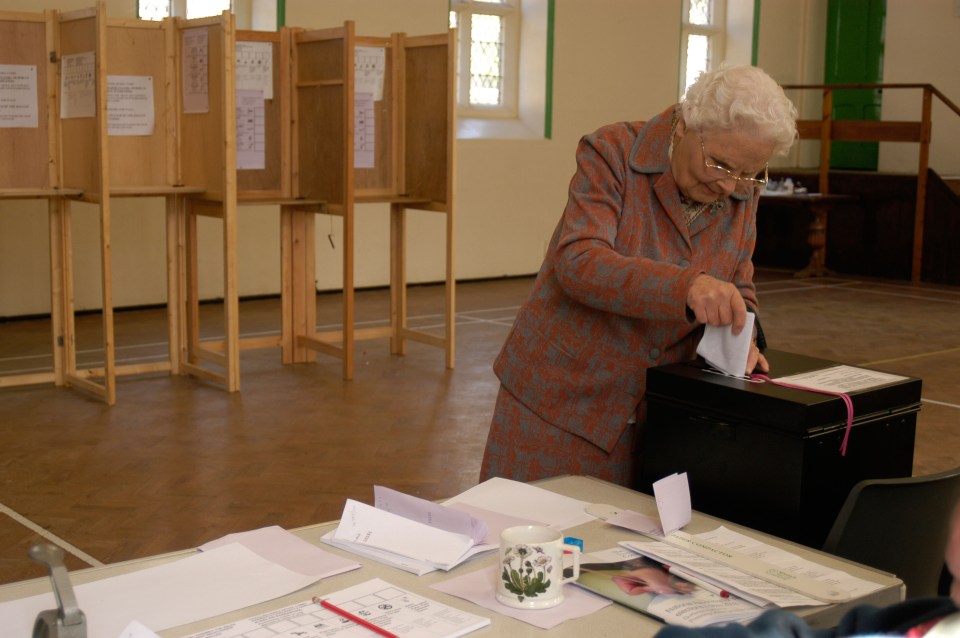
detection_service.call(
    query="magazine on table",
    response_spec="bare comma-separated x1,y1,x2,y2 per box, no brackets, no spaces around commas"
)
571,547,764,628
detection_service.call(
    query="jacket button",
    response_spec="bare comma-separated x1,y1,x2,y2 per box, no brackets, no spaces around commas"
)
649,348,661,359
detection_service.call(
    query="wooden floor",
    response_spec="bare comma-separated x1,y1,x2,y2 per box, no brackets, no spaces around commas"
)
0,269,958,586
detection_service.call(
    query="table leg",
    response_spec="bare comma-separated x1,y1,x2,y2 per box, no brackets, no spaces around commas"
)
795,203,833,278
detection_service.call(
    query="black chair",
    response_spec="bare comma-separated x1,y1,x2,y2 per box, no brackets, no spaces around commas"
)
822,466,960,599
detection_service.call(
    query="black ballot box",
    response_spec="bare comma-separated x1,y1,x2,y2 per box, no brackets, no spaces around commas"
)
637,349,921,548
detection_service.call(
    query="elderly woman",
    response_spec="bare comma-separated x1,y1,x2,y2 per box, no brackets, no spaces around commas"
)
480,65,798,486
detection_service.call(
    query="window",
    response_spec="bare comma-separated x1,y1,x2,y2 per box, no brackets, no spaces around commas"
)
138,0,171,21
138,0,274,30
449,0,520,118
185,0,231,19
138,0,232,21
680,0,726,97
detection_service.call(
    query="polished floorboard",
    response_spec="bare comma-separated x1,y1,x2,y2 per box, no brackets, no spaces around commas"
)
0,269,958,586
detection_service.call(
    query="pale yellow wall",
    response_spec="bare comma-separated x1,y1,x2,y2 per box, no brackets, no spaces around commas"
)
880,0,960,175
755,0,960,176
755,0,828,168
1,0,958,318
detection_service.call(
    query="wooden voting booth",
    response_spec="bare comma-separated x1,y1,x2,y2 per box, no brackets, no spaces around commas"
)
287,21,457,380
184,19,456,384
2,4,224,405
1,5,455,403
0,9,77,391
0,6,116,402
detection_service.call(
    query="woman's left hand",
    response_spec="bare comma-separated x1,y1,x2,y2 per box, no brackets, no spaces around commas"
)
746,343,768,375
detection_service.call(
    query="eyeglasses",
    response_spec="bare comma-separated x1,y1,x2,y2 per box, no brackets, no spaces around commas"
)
699,135,768,193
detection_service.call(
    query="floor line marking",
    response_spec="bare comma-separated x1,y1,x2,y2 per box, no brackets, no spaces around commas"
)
0,502,103,568
759,282,960,304
921,398,960,410
861,346,960,367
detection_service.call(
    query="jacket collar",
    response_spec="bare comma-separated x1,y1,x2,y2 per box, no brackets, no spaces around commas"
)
628,104,678,175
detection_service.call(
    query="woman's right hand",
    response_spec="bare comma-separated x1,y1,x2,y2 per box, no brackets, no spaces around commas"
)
686,274,748,334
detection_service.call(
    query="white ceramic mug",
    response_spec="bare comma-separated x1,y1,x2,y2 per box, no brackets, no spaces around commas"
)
496,525,581,609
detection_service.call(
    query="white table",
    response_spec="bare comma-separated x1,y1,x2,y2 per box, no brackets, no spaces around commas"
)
0,475,903,636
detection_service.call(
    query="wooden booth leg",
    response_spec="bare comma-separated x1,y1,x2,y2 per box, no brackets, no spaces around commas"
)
280,204,318,365
181,198,241,392
48,196,69,387
342,206,355,381
445,205,455,369
165,195,185,373
390,202,407,356
384,203,455,369
184,205,201,370
57,198,117,405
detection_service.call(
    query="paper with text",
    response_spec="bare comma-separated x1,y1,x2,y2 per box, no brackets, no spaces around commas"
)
331,499,475,569
185,578,490,638
0,64,39,128
774,365,908,392
622,525,883,607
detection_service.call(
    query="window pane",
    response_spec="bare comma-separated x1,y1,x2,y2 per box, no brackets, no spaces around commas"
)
187,0,231,19
449,11,458,29
684,34,709,94
688,0,713,26
139,0,170,20
469,13,503,106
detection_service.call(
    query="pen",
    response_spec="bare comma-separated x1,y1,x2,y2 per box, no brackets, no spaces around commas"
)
663,565,731,598
312,596,400,638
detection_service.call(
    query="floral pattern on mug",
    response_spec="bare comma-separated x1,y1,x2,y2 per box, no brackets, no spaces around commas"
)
500,543,553,602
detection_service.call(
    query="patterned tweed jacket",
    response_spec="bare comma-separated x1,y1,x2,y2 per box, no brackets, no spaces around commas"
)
493,105,761,453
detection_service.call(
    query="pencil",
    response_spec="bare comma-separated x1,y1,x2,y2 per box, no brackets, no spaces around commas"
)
312,596,400,638
664,566,731,598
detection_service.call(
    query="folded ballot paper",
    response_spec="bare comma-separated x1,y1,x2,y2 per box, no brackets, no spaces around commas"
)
696,312,755,377
323,486,517,575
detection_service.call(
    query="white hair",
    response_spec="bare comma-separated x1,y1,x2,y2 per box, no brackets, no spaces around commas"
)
681,65,798,157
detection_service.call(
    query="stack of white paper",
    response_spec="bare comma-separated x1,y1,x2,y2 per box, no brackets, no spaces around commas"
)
323,487,500,575
323,481,595,575
443,477,596,529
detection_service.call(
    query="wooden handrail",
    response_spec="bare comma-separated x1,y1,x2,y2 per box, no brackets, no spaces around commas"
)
779,83,958,283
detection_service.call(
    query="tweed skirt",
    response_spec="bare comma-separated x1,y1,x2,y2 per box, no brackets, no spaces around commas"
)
479,385,638,487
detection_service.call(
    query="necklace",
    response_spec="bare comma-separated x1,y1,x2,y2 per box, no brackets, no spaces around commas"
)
669,108,725,226
679,194,713,225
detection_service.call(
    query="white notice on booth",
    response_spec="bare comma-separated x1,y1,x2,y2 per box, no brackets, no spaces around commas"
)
355,45,385,101
60,52,96,119
236,40,273,100
236,89,265,170
774,365,908,393
182,27,209,113
107,75,155,136
0,64,39,128
354,91,375,168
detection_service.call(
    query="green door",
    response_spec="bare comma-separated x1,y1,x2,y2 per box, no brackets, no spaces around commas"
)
824,0,886,170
